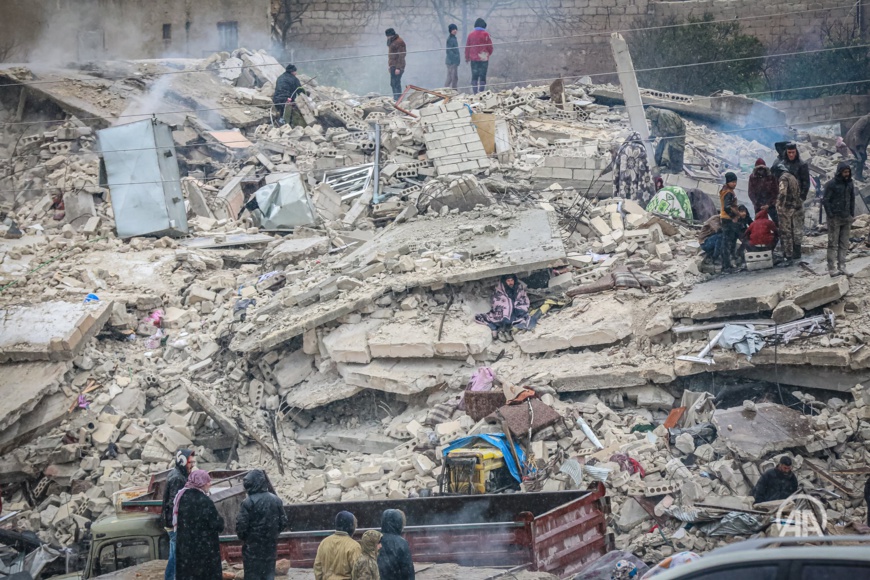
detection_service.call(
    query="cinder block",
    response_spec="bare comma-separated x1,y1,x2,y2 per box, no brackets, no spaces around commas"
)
745,250,773,270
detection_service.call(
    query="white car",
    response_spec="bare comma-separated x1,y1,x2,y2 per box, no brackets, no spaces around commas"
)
645,536,870,580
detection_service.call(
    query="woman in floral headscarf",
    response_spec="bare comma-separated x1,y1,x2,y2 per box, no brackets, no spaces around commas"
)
604,132,656,204
174,470,225,580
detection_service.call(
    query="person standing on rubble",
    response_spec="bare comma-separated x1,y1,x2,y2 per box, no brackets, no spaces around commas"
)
773,161,804,264
751,456,798,503
645,108,685,174
776,142,811,203
236,469,289,580
717,172,740,273
163,449,194,580
845,113,870,181
465,18,493,94
386,29,407,101
748,158,779,224
378,509,415,580
445,24,460,90
174,469,225,580
822,161,856,277
314,511,362,580
273,64,306,127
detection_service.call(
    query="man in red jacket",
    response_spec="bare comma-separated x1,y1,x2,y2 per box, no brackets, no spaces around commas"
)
743,207,778,252
465,18,493,94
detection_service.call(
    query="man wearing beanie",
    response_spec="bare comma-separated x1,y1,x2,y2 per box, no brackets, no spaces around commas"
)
314,511,361,580
465,18,493,94
718,172,740,272
748,158,778,224
385,28,406,101
445,24,460,90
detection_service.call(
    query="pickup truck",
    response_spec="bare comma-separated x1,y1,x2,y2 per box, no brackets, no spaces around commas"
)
57,469,612,579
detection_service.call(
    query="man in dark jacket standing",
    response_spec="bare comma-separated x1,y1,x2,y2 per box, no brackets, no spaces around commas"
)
776,142,811,203
752,457,799,503
445,24,460,90
822,161,856,277
845,113,870,180
748,158,779,224
377,509,414,580
236,470,288,580
465,18,493,94
163,449,194,580
273,64,305,126
386,28,406,101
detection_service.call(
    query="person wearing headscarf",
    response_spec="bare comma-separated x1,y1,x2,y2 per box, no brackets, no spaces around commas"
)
611,559,638,580
314,511,362,580
163,449,194,580
474,274,531,342
748,158,779,224
603,133,656,204
352,530,383,580
378,510,414,580
236,469,289,580
174,469,224,580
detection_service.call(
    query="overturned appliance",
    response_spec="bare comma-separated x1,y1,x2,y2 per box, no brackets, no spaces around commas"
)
250,173,319,230
97,118,189,239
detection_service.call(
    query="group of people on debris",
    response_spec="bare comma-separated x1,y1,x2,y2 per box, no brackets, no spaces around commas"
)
161,449,414,580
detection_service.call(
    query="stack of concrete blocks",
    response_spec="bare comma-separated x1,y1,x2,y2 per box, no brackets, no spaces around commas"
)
745,249,774,271
419,101,490,176
318,101,368,132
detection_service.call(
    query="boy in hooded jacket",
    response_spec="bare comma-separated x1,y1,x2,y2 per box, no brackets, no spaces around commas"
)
377,510,415,580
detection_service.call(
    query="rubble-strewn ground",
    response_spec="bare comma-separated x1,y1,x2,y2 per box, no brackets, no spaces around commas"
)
1,48,870,576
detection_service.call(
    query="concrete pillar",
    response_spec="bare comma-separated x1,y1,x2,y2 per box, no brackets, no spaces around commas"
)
609,33,655,169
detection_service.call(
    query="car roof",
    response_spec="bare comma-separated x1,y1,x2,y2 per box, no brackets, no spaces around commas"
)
648,545,870,580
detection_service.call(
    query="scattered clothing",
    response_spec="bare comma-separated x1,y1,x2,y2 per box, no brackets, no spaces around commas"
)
236,470,288,580
475,275,531,332
378,510,415,580
646,108,685,173
175,470,224,580
718,324,765,360
353,530,383,580
607,132,656,204
748,159,778,217
845,113,870,180
646,185,693,220
823,161,856,274
752,466,798,503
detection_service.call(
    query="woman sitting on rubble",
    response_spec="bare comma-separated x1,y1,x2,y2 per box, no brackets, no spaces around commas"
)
475,274,531,342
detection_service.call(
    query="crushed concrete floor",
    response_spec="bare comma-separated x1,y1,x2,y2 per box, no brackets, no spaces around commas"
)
1,47,870,576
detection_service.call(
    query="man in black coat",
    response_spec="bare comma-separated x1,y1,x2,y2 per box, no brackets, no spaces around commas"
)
445,24,460,90
752,456,799,504
378,509,415,580
236,470,289,580
273,64,305,125
162,449,194,580
776,142,811,205
822,161,856,276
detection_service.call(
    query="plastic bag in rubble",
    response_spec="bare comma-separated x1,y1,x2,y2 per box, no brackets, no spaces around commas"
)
718,324,765,360
571,550,649,580
668,422,717,448
583,464,611,482
577,416,604,449
699,511,769,536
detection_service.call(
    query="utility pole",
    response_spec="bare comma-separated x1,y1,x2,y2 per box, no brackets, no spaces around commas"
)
609,33,655,170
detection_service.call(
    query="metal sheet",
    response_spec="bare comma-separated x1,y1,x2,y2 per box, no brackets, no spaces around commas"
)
251,174,318,230
97,119,188,238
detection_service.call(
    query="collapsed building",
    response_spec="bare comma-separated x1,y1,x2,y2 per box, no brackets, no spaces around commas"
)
0,47,869,576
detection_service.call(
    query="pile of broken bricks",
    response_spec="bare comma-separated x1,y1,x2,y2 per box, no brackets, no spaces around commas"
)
3,48,870,565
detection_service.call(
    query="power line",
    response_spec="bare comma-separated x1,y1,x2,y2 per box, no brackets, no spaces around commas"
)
2,76,868,165
4,42,870,130
0,0,864,90
1,113,864,197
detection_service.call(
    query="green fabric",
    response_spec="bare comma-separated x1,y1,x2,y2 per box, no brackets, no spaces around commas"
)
283,105,307,128
646,186,694,220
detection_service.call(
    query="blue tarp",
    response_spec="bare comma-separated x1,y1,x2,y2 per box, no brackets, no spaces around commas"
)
442,434,526,482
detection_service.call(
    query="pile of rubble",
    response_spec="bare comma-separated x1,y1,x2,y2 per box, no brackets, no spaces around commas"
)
1,48,870,569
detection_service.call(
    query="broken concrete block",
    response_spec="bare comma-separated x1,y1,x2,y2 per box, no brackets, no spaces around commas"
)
273,349,315,390
322,320,384,364
616,498,651,532
772,299,804,324
589,216,612,237
654,242,673,261
412,454,435,475
792,276,849,310
674,432,695,454
187,286,217,305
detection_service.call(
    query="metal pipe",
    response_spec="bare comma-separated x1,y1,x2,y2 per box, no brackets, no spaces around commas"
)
372,123,381,204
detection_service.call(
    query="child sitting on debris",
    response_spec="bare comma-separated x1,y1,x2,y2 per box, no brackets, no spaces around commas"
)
475,274,530,342
743,207,778,252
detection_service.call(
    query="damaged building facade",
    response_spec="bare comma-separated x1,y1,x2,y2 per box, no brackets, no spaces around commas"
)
0,13,870,579
0,0,271,61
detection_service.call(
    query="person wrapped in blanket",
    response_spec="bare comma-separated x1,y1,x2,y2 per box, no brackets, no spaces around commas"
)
475,274,530,343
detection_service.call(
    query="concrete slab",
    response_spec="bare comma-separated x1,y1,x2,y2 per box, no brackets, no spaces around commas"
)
712,403,814,460
514,296,633,354
232,209,566,355
672,268,788,320
77,249,176,295
734,366,870,392
367,318,493,360
336,359,466,395
496,352,675,393
0,301,112,362
323,320,385,364
283,373,362,410
791,276,849,310
0,361,73,453
266,237,331,268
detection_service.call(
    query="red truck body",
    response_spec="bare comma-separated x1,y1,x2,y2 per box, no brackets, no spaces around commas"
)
122,470,612,579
